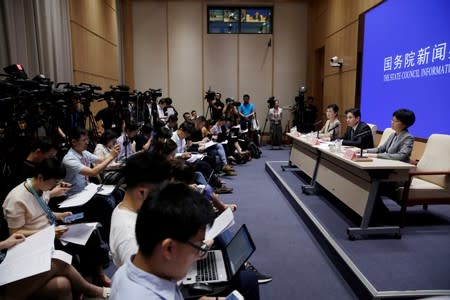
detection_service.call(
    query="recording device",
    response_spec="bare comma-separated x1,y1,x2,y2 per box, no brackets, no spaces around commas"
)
330,56,343,67
63,212,84,223
226,98,241,107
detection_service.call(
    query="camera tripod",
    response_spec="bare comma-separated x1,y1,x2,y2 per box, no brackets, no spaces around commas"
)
205,101,213,120
261,106,271,146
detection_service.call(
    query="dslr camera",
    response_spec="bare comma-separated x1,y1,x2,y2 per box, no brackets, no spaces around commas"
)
226,98,241,107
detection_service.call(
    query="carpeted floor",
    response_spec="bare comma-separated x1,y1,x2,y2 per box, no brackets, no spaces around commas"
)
263,152,450,297
219,145,358,299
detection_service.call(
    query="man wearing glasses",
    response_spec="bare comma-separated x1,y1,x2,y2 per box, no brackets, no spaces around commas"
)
111,183,216,299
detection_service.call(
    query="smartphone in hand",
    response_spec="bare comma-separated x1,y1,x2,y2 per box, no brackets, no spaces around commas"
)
225,290,244,300
63,212,84,223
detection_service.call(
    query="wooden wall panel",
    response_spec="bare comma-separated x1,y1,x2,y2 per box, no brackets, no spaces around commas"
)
73,71,118,90
325,0,358,37
357,0,383,15
70,0,120,129
71,23,118,80
70,0,118,45
104,0,116,10
121,0,134,89
322,70,356,123
324,21,358,76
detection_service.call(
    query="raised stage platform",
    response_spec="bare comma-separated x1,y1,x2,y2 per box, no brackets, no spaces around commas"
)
266,161,450,299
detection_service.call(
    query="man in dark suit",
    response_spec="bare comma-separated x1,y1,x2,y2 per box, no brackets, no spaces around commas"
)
340,108,374,149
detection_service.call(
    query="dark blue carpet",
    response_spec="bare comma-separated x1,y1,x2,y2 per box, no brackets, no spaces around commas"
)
265,159,450,294
220,146,358,299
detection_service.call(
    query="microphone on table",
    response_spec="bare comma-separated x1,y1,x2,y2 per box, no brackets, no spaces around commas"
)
353,130,372,157
327,123,340,140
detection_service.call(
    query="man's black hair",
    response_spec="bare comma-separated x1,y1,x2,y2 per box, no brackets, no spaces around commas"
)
243,94,250,99
125,121,139,132
135,183,215,257
30,137,59,153
345,108,361,119
196,116,206,123
153,139,177,157
168,114,178,122
141,123,153,135
122,152,171,189
69,127,88,141
178,121,194,134
170,160,195,184
32,157,66,180
393,108,416,128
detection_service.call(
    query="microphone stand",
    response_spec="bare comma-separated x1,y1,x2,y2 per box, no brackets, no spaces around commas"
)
353,130,372,157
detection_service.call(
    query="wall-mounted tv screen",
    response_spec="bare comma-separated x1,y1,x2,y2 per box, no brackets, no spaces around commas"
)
207,6,272,34
359,0,450,139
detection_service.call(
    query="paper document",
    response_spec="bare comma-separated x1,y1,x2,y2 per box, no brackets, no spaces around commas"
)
52,250,72,265
59,222,98,246
0,226,54,285
204,141,217,149
186,153,205,164
205,208,235,241
58,183,114,208
96,185,115,196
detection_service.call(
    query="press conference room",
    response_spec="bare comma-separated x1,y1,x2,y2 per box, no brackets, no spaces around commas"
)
0,0,449,299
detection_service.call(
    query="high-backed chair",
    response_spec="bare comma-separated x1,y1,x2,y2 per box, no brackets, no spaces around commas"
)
367,123,378,146
378,127,395,147
394,134,450,226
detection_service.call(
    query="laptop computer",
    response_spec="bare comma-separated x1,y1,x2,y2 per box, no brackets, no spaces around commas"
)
182,224,256,284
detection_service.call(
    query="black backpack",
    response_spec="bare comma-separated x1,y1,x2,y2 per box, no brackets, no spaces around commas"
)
248,141,262,159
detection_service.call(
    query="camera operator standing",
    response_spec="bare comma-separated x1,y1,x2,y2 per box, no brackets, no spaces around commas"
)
223,98,240,127
95,98,123,135
211,92,225,123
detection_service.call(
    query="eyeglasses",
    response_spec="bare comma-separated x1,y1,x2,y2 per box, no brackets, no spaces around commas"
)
183,240,210,257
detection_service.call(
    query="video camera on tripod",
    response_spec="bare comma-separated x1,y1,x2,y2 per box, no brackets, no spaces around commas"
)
204,89,216,102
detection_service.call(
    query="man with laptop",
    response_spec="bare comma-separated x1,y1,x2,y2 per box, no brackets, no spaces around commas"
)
111,183,260,299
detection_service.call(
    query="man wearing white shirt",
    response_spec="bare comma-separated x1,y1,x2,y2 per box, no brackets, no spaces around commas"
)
109,152,171,267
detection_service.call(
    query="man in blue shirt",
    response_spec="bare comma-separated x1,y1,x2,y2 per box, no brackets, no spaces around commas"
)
239,94,256,139
111,183,216,299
